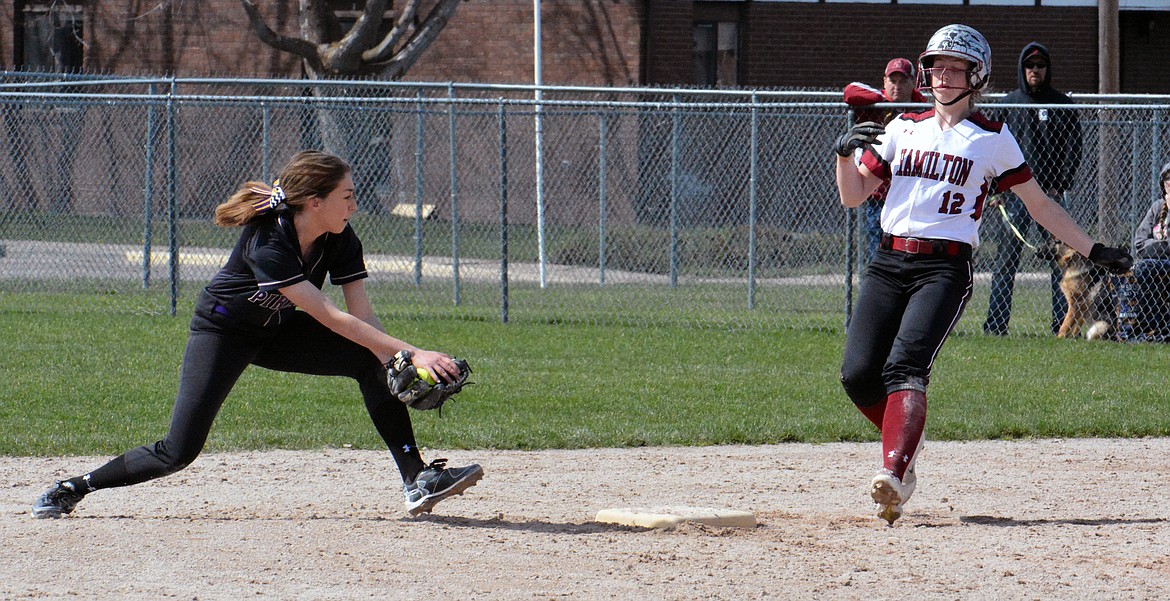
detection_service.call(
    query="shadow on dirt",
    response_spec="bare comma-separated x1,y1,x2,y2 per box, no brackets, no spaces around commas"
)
960,515,1168,527
406,513,654,534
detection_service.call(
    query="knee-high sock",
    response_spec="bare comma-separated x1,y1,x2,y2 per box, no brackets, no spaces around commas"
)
857,399,887,430
881,390,926,480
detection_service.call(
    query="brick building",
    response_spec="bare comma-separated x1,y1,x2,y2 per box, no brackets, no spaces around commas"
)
0,1,1167,94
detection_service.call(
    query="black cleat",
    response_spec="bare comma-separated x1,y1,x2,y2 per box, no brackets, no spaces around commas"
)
32,481,86,519
403,459,483,517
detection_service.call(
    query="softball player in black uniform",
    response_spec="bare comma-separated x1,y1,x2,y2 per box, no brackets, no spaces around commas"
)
834,25,1132,525
34,150,482,518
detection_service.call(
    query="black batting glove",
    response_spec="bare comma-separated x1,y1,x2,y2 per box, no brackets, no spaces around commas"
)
834,121,885,157
1088,243,1134,275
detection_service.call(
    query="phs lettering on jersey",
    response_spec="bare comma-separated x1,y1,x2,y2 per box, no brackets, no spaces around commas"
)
247,290,295,312
894,149,974,187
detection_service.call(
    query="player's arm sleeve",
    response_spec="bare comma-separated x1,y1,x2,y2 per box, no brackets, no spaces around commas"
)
993,125,1035,192
843,83,883,107
1064,107,1083,185
329,225,369,285
859,123,896,180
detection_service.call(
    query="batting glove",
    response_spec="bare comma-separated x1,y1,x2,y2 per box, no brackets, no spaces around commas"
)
1088,243,1134,275
834,121,885,157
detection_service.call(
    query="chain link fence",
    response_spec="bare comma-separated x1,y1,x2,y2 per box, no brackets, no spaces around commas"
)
1,73,1168,338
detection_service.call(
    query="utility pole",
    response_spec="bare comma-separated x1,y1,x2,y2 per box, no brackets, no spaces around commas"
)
1097,0,1121,239
1099,0,1120,94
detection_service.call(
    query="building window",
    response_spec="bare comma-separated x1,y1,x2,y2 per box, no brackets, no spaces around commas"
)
332,1,396,40
694,22,738,87
20,2,84,72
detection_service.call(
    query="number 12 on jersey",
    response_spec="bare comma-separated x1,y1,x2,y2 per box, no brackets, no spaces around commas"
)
937,190,966,215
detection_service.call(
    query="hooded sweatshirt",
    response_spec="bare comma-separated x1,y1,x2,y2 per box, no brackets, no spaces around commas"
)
1133,162,1170,260
998,42,1082,194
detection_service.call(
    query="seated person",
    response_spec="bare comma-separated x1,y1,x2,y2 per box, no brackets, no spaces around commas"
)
1129,161,1170,338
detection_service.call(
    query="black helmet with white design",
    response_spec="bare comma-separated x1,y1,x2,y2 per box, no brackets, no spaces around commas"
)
918,24,991,91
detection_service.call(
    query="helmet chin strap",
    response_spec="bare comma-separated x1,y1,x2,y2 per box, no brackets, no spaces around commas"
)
937,89,973,107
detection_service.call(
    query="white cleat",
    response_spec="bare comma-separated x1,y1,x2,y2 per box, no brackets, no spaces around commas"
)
871,470,906,526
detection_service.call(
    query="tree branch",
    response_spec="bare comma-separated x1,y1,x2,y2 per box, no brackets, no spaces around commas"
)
363,0,421,65
240,0,322,71
323,0,389,72
370,0,461,80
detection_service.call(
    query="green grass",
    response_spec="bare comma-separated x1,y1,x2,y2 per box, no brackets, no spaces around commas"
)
3,303,1169,458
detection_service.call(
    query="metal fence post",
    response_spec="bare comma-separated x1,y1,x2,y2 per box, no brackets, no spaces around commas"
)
844,110,856,328
447,83,461,305
167,78,179,316
142,83,156,289
1151,109,1160,217
1132,122,1141,229
261,101,271,182
535,92,547,289
414,90,425,286
598,111,608,288
1154,109,1165,210
499,101,510,323
669,94,681,289
748,94,759,310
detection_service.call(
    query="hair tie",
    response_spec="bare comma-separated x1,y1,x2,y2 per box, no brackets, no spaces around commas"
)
250,179,286,214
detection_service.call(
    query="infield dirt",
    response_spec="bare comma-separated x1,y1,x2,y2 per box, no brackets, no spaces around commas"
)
3,438,1168,600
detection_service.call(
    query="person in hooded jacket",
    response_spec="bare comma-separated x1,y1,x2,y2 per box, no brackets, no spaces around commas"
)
983,42,1083,336
1127,162,1170,339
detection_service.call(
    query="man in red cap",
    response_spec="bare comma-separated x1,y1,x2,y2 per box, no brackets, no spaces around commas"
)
843,59,928,265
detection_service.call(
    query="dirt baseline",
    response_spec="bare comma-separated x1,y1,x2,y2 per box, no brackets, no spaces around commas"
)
3,438,1168,600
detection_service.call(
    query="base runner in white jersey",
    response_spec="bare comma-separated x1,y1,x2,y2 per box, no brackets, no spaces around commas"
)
832,24,1133,526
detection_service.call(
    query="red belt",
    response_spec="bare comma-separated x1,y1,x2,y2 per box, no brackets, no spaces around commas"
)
881,234,970,257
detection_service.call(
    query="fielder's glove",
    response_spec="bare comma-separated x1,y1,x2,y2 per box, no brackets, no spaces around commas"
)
834,121,885,157
386,350,473,412
1088,243,1134,275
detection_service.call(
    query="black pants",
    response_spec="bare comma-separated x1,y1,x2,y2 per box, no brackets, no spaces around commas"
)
841,249,973,407
82,307,423,490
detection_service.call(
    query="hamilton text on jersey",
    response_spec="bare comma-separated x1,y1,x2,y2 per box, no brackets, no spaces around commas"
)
893,149,974,187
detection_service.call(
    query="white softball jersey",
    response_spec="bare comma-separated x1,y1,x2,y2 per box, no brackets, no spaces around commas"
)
860,109,1034,248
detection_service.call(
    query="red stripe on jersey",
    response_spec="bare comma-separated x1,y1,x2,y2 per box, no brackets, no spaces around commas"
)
861,147,891,180
972,179,992,220
967,111,1004,133
994,162,1034,193
900,109,936,123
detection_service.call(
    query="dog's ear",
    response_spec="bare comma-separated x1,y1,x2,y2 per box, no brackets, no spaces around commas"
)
1035,240,1062,263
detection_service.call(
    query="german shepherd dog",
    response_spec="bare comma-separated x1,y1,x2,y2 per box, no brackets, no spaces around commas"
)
1052,243,1116,340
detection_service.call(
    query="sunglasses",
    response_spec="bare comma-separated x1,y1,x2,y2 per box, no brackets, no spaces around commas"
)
1024,62,1048,70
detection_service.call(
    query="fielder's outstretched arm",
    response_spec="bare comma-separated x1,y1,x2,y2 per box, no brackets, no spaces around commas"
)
279,280,458,380
1011,178,1095,256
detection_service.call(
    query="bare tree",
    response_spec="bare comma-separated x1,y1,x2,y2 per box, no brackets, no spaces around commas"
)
239,1,463,211
240,0,462,79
